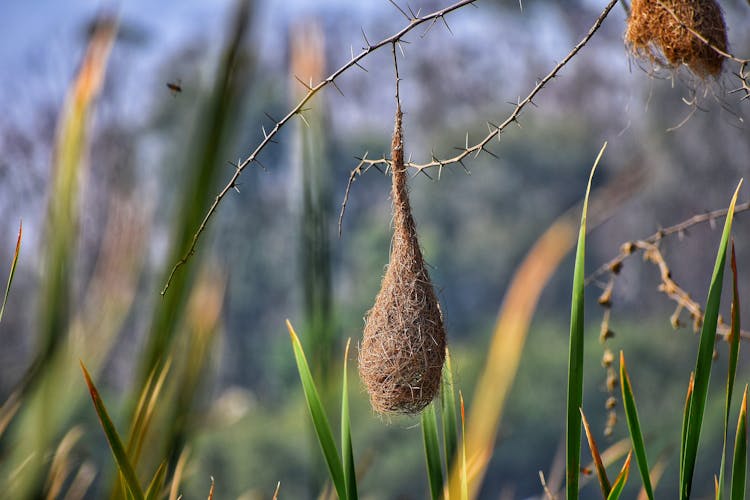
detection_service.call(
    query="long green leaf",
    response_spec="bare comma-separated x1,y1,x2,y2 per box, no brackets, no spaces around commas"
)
681,180,743,500
441,349,458,475
730,385,748,500
140,0,253,416
719,242,742,500
286,320,346,500
607,451,632,500
619,352,653,500
422,402,443,500
341,338,358,500
6,24,117,498
0,220,21,324
580,408,611,497
566,142,606,500
80,361,144,500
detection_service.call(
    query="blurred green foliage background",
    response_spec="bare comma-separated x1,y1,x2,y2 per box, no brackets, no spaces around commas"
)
0,0,750,498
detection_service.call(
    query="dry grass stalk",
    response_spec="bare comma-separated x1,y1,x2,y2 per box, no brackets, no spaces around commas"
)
626,0,727,77
358,106,446,415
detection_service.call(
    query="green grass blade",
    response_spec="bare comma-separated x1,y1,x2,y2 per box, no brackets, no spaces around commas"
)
139,0,254,415
38,19,117,372
679,372,695,491
566,142,606,500
619,352,654,500
421,402,443,500
716,476,720,500
341,338,358,500
144,461,167,500
681,180,743,500
580,408,611,497
441,348,458,474
4,21,116,499
459,392,468,500
80,361,144,500
0,220,21,324
639,457,668,499
607,451,632,500
286,320,346,500
294,25,335,388
127,358,171,468
719,242,742,500
730,385,748,500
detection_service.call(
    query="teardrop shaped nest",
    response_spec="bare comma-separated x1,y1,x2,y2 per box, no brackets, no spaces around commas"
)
358,107,447,415
625,0,727,78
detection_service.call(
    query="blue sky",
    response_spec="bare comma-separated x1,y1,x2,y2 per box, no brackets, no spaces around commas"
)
0,0,391,72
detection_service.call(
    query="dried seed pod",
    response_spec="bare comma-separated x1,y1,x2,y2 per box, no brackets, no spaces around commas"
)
604,410,618,437
358,106,447,415
626,0,728,78
606,368,618,392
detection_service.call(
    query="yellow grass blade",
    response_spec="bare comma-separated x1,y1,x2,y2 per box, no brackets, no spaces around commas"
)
452,202,578,498
44,427,83,499
168,447,190,500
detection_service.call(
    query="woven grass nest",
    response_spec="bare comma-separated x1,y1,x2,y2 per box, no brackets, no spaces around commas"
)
626,0,728,78
358,106,446,415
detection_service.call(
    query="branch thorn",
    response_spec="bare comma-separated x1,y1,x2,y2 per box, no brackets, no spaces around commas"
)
388,0,412,21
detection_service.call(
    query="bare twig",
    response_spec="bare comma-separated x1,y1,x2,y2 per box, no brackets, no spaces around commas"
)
596,241,748,427
586,201,750,285
595,200,750,436
595,236,750,340
591,206,750,340
162,0,478,294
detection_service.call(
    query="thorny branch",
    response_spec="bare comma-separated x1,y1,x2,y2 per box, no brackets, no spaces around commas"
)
161,0,479,294
338,0,620,235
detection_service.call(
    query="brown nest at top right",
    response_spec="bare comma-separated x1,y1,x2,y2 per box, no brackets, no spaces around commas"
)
626,0,728,78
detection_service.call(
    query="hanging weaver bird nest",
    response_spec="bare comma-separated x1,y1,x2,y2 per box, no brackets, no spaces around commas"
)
358,106,446,415
625,0,728,78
